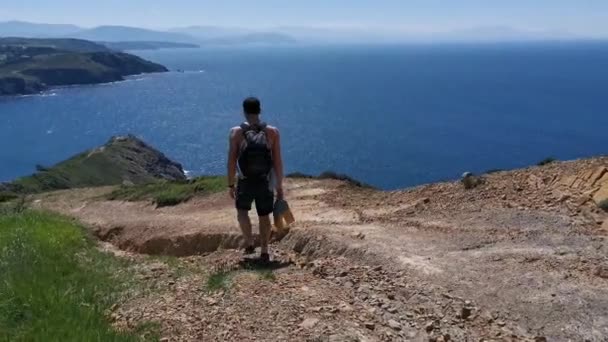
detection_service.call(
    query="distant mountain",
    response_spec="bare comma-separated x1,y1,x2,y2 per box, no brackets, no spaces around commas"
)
170,26,250,40
0,37,110,52
101,41,199,51
171,26,296,45
70,26,198,43
0,21,82,38
205,32,296,45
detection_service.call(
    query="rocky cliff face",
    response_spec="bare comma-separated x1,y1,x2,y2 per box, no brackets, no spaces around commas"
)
0,77,44,96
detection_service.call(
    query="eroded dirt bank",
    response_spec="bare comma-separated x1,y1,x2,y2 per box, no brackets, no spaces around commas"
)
35,157,608,341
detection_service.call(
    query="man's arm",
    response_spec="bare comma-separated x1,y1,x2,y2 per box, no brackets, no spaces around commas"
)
227,128,239,192
271,128,284,196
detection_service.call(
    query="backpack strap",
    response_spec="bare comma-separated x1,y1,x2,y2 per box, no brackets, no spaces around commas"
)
240,122,267,135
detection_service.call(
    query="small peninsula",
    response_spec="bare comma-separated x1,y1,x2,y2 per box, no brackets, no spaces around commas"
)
0,37,168,96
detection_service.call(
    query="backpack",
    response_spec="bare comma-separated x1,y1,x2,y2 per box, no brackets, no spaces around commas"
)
238,122,273,179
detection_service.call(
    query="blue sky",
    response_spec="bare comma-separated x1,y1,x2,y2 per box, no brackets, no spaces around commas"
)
1,0,607,36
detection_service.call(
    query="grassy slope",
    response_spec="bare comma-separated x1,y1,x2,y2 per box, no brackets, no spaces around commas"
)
13,151,128,193
11,136,185,194
107,176,226,207
0,210,157,341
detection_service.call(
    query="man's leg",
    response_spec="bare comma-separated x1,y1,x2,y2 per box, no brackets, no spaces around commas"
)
237,210,254,249
258,215,272,255
235,181,255,252
254,181,275,259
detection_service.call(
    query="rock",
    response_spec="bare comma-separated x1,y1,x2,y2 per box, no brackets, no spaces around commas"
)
589,166,608,186
364,322,376,330
160,338,169,342
351,232,366,240
299,317,319,329
594,265,608,279
593,183,608,210
387,307,398,314
601,220,608,232
460,306,472,320
387,319,401,331
328,334,357,342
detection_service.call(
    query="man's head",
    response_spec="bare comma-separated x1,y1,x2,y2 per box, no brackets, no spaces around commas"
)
243,97,261,115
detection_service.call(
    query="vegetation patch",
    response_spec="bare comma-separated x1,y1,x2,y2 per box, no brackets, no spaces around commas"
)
107,176,226,207
599,199,608,212
9,135,185,194
538,157,558,166
0,210,157,341
255,269,277,281
0,191,18,203
206,271,234,292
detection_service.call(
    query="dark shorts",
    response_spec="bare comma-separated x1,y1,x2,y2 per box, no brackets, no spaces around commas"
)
235,178,274,216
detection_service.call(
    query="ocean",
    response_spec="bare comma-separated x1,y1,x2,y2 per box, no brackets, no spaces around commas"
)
1,42,607,189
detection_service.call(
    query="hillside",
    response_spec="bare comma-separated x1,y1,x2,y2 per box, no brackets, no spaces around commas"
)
101,41,199,51
2,134,604,340
5,135,185,194
0,20,81,37
0,37,110,52
0,37,167,96
71,26,197,43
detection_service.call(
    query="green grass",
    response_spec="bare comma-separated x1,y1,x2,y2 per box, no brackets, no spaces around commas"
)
538,157,558,166
107,176,226,207
204,265,276,292
10,149,134,194
255,269,277,281
0,210,157,341
205,271,233,292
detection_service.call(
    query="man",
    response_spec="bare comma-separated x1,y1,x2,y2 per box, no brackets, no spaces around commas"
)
227,97,284,262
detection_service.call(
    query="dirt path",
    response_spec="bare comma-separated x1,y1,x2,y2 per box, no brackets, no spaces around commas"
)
35,158,608,341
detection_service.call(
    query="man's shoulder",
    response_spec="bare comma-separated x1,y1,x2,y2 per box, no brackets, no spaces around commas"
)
229,126,242,140
265,125,280,135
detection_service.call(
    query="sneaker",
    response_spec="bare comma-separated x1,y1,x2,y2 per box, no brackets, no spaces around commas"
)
259,252,270,264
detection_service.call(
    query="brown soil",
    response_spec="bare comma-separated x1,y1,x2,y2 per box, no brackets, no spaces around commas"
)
34,157,608,342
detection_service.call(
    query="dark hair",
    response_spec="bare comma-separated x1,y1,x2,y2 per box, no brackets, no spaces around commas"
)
243,97,261,115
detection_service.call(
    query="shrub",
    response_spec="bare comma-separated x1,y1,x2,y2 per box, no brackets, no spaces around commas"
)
599,199,608,212
538,157,557,166
0,191,18,203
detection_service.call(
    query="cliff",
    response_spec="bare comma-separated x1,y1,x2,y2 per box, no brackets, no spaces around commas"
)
0,38,168,96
